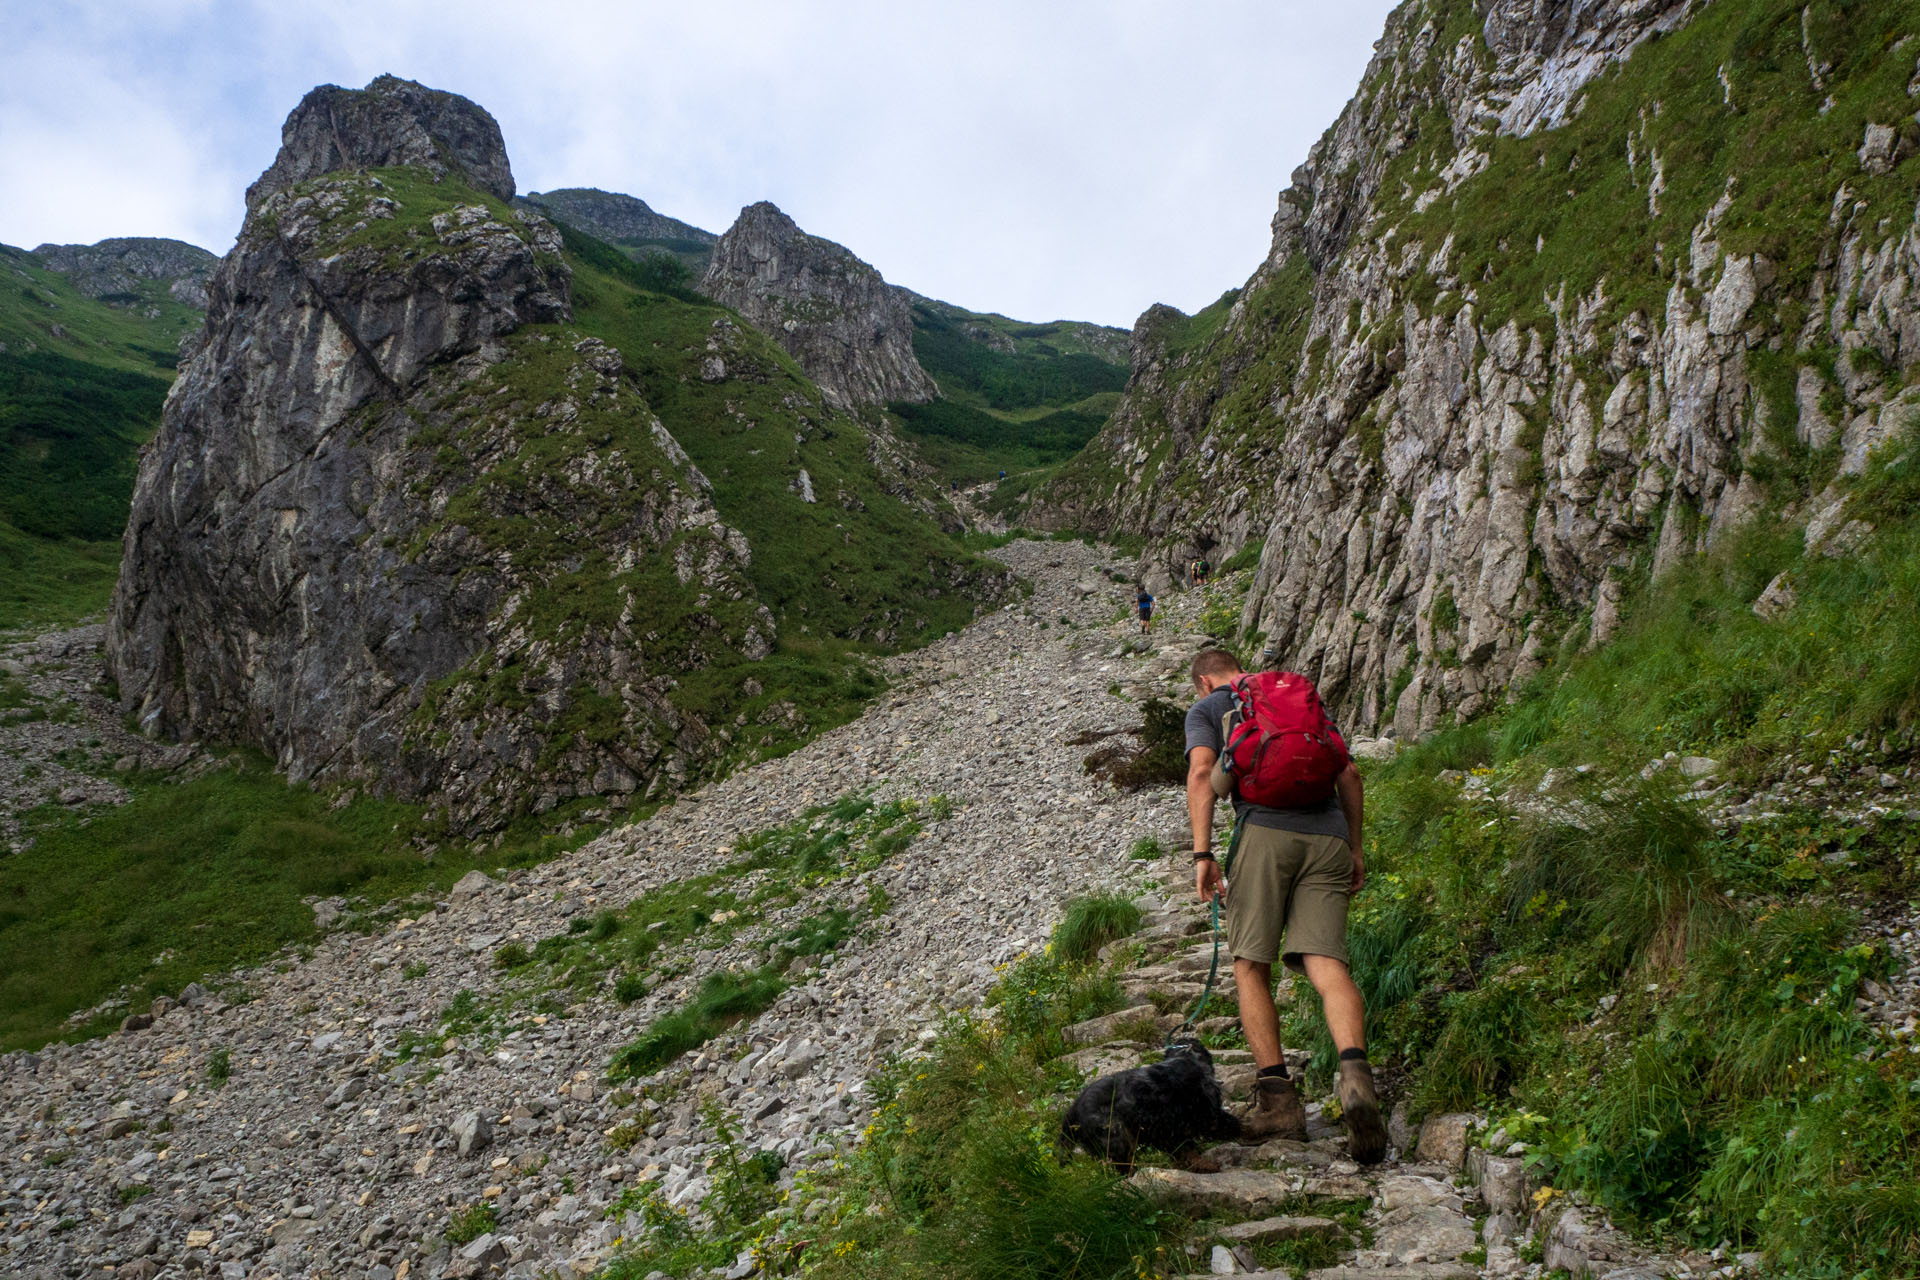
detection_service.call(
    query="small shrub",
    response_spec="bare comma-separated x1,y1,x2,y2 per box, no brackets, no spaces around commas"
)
1220,540,1265,573
401,960,429,980
445,1201,498,1244
205,1047,231,1086
492,942,533,970
1083,698,1188,790
1127,836,1165,860
614,973,647,1004
590,910,622,941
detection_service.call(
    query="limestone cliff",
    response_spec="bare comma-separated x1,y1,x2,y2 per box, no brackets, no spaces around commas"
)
1037,0,1920,737
701,202,936,409
109,77,767,829
29,237,217,309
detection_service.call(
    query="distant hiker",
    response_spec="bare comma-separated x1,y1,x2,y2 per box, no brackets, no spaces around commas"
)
1135,587,1155,633
998,469,1006,480
1183,649,1386,1164
1192,557,1210,586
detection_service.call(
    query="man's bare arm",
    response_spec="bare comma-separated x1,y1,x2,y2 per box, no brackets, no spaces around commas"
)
1335,762,1365,893
1188,747,1225,900
1188,746,1218,851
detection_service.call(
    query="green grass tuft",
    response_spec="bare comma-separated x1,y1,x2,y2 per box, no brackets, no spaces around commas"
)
1051,893,1144,964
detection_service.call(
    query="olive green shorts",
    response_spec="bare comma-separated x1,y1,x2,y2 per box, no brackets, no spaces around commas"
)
1225,825,1352,973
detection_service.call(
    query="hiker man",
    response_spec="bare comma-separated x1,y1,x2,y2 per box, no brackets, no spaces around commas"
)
1135,586,1155,633
1191,557,1210,586
1184,648,1386,1163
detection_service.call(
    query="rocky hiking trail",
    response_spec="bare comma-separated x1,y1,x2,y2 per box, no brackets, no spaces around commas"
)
0,540,1857,1280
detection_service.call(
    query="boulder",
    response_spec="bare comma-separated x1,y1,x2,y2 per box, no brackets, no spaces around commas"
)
449,871,494,903
452,1110,492,1157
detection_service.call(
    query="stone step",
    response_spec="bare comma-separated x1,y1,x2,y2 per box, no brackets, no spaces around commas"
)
1305,1267,1478,1280
1213,1214,1346,1245
1121,978,1210,1006
1061,1003,1176,1046
1129,1167,1375,1216
1371,1203,1478,1266
1210,1138,1341,1172
1057,1040,1150,1079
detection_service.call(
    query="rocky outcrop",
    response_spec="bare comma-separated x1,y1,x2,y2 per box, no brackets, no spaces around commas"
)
701,201,935,408
29,237,218,309
1036,0,1920,737
245,74,516,211
519,188,715,249
110,78,766,829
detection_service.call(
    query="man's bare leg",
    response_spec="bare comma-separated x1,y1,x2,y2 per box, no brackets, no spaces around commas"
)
1234,957,1284,1067
1301,954,1366,1052
1301,954,1387,1163
1234,956,1306,1140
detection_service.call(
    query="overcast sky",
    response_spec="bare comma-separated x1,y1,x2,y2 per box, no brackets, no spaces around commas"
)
0,1,1398,328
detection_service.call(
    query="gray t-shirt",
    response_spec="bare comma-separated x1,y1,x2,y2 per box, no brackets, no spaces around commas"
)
1184,687,1349,841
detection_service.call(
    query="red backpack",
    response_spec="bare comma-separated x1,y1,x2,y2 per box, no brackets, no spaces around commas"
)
1220,671,1349,808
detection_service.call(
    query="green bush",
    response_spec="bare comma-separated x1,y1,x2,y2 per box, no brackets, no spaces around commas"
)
1127,836,1165,861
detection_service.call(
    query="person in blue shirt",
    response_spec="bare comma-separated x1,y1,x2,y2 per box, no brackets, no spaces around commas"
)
1135,587,1155,633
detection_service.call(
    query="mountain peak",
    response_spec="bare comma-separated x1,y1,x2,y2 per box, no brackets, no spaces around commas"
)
700,202,933,408
245,74,516,211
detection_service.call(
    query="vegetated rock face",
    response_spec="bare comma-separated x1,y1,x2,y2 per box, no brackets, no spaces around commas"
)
28,237,218,309
109,77,768,830
518,188,716,250
245,73,517,212
1035,0,1920,738
701,201,936,409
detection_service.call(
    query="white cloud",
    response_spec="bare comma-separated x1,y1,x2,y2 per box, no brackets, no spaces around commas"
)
0,0,1398,325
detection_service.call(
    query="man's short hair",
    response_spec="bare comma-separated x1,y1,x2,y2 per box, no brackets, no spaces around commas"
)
1190,649,1243,685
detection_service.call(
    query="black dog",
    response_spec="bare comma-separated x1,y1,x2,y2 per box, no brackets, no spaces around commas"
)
1060,1038,1240,1173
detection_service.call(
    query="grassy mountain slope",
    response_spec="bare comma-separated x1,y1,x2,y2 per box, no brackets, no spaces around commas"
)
518,188,718,277
554,224,1002,697
0,244,202,631
889,297,1129,493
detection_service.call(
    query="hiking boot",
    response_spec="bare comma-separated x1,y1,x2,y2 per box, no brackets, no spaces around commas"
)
1238,1074,1308,1142
1337,1058,1387,1165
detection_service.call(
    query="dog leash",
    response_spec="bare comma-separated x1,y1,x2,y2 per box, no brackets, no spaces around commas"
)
1167,820,1242,1045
